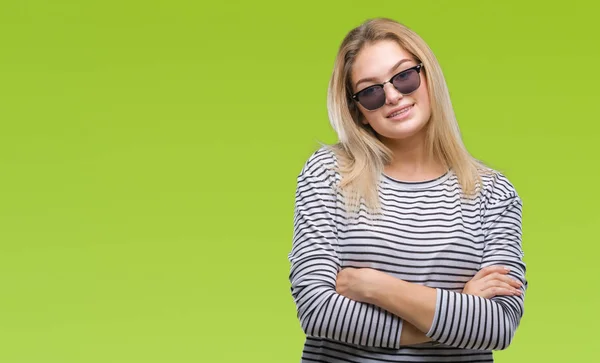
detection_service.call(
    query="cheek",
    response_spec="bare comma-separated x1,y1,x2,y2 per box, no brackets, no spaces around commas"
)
358,107,382,125
362,111,386,126
418,80,431,107
416,89,431,116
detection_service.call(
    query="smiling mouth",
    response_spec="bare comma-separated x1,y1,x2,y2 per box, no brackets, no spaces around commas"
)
387,105,414,118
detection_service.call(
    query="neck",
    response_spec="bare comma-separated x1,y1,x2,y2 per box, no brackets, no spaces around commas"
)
380,131,446,181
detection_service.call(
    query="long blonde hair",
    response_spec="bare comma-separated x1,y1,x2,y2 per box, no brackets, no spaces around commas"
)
325,17,490,214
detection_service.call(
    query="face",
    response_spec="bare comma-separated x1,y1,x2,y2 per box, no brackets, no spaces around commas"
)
350,40,431,143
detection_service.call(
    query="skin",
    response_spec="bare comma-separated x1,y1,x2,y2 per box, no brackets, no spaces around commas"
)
337,40,523,346
337,266,522,345
350,39,445,181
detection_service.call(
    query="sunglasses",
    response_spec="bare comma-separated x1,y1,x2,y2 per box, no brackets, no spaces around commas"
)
351,63,424,111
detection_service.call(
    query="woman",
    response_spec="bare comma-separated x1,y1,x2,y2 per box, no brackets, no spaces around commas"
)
288,18,527,362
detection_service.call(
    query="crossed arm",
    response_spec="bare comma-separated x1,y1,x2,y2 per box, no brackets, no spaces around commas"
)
335,264,523,346
288,170,527,350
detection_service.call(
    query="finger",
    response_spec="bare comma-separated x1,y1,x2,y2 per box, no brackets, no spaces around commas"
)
481,272,523,289
482,280,522,295
479,287,518,299
472,265,510,281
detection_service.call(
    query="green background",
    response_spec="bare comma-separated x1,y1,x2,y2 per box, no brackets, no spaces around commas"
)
1,0,598,361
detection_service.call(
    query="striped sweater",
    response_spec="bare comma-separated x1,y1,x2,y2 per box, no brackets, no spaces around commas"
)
287,147,527,362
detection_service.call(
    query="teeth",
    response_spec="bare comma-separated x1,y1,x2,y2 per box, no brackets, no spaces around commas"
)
389,106,412,118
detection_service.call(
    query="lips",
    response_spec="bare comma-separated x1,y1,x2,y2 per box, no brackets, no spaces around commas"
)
386,104,414,118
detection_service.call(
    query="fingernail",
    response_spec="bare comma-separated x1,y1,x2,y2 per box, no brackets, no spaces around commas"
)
504,267,511,272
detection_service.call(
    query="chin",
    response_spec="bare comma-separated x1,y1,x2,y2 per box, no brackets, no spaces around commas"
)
376,117,429,141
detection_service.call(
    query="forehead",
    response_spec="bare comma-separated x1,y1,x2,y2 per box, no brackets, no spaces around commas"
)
351,40,414,81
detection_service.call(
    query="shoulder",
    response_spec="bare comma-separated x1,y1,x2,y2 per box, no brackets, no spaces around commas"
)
478,166,521,206
298,145,340,182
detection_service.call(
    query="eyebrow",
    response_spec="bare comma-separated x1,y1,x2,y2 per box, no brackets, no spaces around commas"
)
354,59,411,89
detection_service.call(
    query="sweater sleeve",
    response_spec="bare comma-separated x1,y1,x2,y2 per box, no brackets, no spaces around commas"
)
288,165,404,349
425,191,527,350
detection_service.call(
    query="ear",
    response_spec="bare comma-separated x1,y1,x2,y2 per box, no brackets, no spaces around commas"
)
360,114,369,125
349,99,369,126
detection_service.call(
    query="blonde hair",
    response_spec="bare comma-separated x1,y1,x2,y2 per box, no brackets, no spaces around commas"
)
325,17,490,214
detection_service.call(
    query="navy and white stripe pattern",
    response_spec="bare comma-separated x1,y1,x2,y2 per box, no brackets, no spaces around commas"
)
288,147,527,362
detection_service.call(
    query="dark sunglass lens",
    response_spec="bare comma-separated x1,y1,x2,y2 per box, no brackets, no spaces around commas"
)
392,69,421,94
357,86,385,110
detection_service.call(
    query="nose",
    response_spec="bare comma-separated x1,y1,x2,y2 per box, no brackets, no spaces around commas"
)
383,82,403,105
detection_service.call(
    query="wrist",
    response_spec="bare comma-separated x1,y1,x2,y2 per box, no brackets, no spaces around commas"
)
365,270,399,305
369,275,437,334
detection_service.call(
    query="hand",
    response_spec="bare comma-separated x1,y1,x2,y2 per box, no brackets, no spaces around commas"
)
336,267,383,303
463,266,523,299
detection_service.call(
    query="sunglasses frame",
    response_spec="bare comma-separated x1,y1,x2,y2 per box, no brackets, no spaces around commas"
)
351,63,424,110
